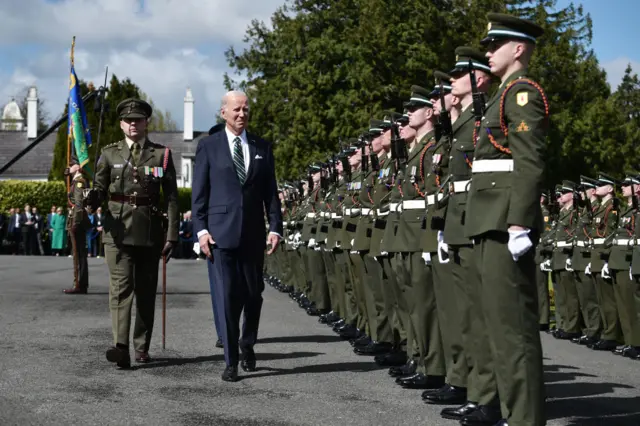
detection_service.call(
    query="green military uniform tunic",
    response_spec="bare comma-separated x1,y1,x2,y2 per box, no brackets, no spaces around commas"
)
535,204,552,326
463,69,547,426
609,202,640,347
94,138,179,352
590,197,621,342
308,184,331,312
324,178,348,319
571,201,603,339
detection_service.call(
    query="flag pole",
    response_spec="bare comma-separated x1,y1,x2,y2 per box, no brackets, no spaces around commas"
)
66,36,75,196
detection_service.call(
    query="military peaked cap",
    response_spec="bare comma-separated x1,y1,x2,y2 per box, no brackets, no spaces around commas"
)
554,184,563,196
117,98,152,119
622,172,640,185
481,13,544,45
451,46,492,74
406,85,434,108
579,175,599,189
597,173,620,186
431,71,453,97
561,180,576,193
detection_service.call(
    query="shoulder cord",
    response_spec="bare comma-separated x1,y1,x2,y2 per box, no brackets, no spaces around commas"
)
596,205,613,238
485,79,550,155
413,139,435,198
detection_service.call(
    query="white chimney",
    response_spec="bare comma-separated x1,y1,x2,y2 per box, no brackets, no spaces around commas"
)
183,87,194,141
27,86,38,139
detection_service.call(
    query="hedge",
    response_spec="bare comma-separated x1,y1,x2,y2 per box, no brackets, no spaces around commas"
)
0,180,193,214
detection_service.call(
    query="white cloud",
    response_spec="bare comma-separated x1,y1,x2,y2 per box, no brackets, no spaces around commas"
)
602,57,640,91
0,0,284,131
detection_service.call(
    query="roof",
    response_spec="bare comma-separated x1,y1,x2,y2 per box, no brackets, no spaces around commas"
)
1,100,23,121
0,130,208,179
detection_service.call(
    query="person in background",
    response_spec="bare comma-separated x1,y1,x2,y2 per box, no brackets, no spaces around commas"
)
51,207,67,256
47,206,57,255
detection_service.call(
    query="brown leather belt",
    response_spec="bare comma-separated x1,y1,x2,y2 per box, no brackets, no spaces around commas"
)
110,193,151,206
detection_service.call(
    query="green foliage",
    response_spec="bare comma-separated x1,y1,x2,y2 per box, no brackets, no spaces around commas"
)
224,0,640,186
0,180,68,214
49,75,179,181
0,180,193,215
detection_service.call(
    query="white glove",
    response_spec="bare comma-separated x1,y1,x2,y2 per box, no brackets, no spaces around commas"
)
585,262,591,276
437,231,449,264
422,252,432,265
192,242,201,255
314,246,322,251
308,238,316,248
350,250,358,254
324,238,328,244
380,251,389,256
602,262,611,280
565,258,574,272
630,267,633,281
350,239,355,246
293,232,302,243
507,228,532,262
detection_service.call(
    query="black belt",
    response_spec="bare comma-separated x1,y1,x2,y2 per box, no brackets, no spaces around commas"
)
110,193,152,207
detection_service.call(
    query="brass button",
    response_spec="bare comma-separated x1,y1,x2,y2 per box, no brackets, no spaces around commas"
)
491,182,496,187
133,179,138,184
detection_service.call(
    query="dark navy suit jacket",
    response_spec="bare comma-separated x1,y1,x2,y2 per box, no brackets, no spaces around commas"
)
191,127,282,251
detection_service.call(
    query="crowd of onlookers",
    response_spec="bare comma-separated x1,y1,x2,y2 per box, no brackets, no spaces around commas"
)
0,204,199,260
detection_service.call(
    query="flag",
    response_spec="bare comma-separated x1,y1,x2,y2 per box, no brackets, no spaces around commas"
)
68,64,92,171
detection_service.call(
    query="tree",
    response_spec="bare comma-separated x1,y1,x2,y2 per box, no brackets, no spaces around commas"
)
49,75,179,181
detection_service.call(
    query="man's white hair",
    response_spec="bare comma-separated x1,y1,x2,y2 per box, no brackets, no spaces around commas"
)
221,90,248,108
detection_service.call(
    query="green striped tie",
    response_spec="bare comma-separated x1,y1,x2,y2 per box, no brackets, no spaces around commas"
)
233,137,246,184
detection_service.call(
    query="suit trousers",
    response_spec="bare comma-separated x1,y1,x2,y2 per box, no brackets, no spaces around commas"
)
209,246,264,367
613,271,640,346
472,233,545,426
593,273,621,341
432,252,468,389
450,245,497,405
536,267,550,326
105,242,160,352
573,271,602,338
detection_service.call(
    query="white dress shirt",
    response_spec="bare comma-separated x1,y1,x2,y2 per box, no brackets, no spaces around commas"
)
225,127,250,174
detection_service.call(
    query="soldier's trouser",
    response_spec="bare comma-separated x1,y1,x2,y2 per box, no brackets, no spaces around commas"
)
340,250,359,327
307,247,330,310
359,252,381,341
350,252,369,334
404,253,444,376
293,249,307,293
322,249,339,314
71,226,89,290
333,249,349,320
432,252,468,389
613,271,640,346
364,255,392,343
105,242,160,352
559,270,582,334
473,234,544,426
593,273,621,341
301,248,313,295
536,267,550,325
451,245,497,405
551,271,566,331
574,271,602,338
392,252,418,359
381,255,405,347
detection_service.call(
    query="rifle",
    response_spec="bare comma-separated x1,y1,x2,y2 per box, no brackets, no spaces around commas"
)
438,81,453,143
360,136,369,173
389,118,407,168
91,66,109,188
468,60,485,121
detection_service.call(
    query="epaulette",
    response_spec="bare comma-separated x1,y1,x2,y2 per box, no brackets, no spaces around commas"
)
103,142,119,149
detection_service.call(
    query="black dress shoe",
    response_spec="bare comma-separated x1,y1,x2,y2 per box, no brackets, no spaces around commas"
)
354,342,393,356
460,404,502,425
579,335,599,346
422,384,448,399
240,347,257,372
351,335,371,347
440,401,478,420
589,339,618,351
555,330,581,340
106,345,131,369
330,319,345,328
306,306,330,316
622,346,640,360
222,365,239,382
399,374,445,390
612,345,629,356
374,350,407,367
338,326,360,339
319,312,340,324
389,359,417,377
424,384,467,405
571,334,587,344
215,338,224,348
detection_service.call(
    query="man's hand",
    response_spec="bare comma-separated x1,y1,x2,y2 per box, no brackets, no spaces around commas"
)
199,233,215,260
267,233,281,255
162,241,175,263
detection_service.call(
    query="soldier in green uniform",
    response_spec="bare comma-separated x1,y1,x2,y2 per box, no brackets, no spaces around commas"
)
536,191,552,330
63,160,91,294
587,173,621,351
394,88,445,391
88,98,178,368
570,176,602,346
462,14,547,426
297,166,322,309
610,174,640,359
550,181,582,341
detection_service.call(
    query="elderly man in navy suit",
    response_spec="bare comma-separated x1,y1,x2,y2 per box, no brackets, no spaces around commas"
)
192,91,283,382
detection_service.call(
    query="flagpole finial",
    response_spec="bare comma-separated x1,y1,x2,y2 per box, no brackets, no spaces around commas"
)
71,36,76,66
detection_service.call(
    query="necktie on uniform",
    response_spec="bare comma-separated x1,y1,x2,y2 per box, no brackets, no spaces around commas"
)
131,142,141,165
233,136,246,184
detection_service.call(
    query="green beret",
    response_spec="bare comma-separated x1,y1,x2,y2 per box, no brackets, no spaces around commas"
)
451,46,491,74
117,98,152,119
406,85,434,108
481,13,544,45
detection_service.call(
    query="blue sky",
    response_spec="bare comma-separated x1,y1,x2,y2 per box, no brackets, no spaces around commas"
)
0,0,638,131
